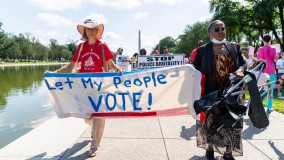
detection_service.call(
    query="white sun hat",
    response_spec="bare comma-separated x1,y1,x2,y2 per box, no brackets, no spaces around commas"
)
77,19,104,40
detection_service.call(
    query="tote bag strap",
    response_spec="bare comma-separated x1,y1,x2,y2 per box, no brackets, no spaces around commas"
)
75,43,84,63
101,43,108,72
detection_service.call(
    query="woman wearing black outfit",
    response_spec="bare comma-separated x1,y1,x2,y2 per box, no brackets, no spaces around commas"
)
193,20,246,160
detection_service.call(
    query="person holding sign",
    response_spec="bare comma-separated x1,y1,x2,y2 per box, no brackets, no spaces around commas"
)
241,47,255,69
140,48,147,55
162,46,171,55
52,19,123,157
193,20,246,160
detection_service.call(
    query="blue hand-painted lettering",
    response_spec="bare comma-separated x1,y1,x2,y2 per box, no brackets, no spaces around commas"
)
133,92,142,111
113,72,167,89
88,95,103,112
117,92,129,111
81,78,102,91
55,82,63,90
45,78,75,90
45,79,56,90
65,77,74,89
88,92,145,112
105,94,116,111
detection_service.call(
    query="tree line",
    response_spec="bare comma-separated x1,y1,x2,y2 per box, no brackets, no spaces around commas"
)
153,0,283,58
0,22,77,62
1,0,283,62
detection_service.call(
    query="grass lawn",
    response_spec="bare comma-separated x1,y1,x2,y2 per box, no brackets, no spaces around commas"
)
263,91,284,113
246,90,284,114
0,61,68,66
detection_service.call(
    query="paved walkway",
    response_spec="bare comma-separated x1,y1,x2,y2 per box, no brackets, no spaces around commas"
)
0,111,284,160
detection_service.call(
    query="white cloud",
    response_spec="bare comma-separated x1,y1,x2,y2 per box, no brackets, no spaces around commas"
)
104,32,123,40
200,0,210,6
198,15,212,21
143,0,154,4
34,30,70,45
82,13,108,24
135,34,160,53
25,0,84,10
37,13,73,27
180,15,187,19
88,0,141,9
158,0,185,5
134,12,149,20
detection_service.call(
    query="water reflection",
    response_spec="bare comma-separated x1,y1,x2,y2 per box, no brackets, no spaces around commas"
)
0,65,63,149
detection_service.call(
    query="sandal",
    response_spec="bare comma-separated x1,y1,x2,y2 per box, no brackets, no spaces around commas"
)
88,148,97,157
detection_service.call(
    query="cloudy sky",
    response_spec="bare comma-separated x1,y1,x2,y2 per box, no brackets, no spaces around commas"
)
0,0,212,57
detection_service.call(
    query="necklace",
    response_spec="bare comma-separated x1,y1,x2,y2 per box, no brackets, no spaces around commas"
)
213,45,228,55
89,43,95,53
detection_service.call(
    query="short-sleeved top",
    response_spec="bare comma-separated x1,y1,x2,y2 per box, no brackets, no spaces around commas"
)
255,71,270,91
257,46,277,74
72,40,114,73
276,59,284,73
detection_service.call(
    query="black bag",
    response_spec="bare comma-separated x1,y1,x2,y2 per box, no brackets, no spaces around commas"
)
194,90,246,135
194,72,269,130
245,72,269,128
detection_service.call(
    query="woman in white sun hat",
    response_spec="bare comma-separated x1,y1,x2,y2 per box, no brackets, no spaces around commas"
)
53,18,123,157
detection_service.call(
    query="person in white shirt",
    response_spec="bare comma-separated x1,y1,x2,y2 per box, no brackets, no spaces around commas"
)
255,70,272,100
250,60,272,100
276,52,284,97
241,47,255,68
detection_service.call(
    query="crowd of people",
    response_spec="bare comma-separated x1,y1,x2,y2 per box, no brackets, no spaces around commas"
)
48,18,283,159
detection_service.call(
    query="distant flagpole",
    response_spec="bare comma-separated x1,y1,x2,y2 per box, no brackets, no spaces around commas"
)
138,30,141,53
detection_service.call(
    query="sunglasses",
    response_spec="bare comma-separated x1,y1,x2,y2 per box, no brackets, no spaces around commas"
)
211,27,226,33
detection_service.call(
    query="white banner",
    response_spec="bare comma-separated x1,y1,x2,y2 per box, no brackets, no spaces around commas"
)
44,65,201,119
137,54,184,70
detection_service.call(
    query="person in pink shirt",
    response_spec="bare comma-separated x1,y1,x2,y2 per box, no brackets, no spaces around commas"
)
257,34,278,112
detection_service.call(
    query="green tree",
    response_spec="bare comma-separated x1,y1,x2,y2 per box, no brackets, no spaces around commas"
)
49,39,72,61
66,39,78,54
209,0,284,51
49,39,60,61
153,36,176,54
33,42,48,61
15,34,33,61
175,20,211,58
61,48,72,61
0,21,13,60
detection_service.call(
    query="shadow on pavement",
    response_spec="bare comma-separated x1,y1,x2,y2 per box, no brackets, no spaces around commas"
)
61,140,91,160
268,140,284,159
27,140,90,160
188,155,205,160
180,125,196,140
26,151,62,160
242,119,266,139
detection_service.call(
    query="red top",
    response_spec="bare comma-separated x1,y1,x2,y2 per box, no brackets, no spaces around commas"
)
190,48,197,63
72,40,114,73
